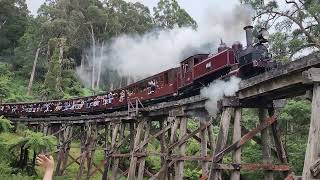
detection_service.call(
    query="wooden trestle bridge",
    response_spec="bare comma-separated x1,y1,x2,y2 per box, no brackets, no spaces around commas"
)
7,53,320,180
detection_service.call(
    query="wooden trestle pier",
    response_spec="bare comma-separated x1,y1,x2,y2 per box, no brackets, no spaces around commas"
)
8,53,320,179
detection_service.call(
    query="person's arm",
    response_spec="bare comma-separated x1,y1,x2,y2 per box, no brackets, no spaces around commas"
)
36,154,54,180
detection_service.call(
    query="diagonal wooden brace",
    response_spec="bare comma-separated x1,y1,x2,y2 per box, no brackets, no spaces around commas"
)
212,116,277,163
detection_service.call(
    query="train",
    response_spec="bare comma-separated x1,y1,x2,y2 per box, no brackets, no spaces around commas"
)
0,25,277,118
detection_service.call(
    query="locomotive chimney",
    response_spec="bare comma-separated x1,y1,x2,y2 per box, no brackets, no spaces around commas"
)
244,25,254,47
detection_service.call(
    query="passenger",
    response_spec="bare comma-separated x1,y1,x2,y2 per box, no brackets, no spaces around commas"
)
12,106,17,113
43,103,50,112
55,102,62,112
102,95,108,105
149,80,156,94
93,98,100,107
108,92,114,104
119,90,125,102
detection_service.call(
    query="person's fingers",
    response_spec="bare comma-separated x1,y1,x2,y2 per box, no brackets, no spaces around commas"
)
48,155,54,162
36,160,42,165
42,155,51,162
37,154,46,161
36,157,43,162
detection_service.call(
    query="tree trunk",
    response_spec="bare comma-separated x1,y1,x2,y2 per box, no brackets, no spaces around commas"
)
90,24,96,90
97,42,104,89
27,40,42,96
32,151,37,174
56,39,64,92
22,148,29,170
19,146,24,169
80,55,85,73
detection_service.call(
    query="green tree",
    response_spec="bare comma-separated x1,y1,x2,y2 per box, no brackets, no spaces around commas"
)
0,0,29,55
10,130,56,174
153,0,197,29
0,63,12,100
42,38,66,100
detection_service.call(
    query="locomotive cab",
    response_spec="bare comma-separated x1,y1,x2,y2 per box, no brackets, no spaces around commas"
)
237,26,276,78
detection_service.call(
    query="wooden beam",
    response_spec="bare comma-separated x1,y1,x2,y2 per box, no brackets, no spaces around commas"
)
231,108,241,180
187,128,213,150
128,119,144,180
159,119,167,179
200,120,208,177
168,117,179,179
176,117,187,180
211,163,290,171
209,107,233,180
310,158,320,177
207,121,216,154
167,120,213,151
268,108,288,164
150,160,177,180
137,121,151,180
110,123,120,180
302,68,320,83
212,116,277,163
259,109,274,180
86,124,98,180
76,124,91,180
89,160,106,177
134,122,172,152
303,82,320,179
66,154,81,168
102,123,110,180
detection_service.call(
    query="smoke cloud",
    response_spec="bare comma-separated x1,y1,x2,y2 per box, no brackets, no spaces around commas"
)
200,76,241,117
77,3,253,87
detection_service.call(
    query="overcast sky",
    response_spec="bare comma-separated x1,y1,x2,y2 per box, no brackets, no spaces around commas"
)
26,0,240,24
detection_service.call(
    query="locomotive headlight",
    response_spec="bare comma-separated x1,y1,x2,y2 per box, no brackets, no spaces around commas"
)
257,29,269,43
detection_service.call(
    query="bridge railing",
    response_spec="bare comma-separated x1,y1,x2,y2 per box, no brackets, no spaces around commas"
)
127,97,145,116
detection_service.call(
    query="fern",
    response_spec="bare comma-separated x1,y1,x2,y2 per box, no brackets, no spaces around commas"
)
0,116,13,133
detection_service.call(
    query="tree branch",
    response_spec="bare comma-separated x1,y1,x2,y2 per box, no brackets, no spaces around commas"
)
0,19,7,30
257,10,320,48
284,0,320,26
289,43,318,61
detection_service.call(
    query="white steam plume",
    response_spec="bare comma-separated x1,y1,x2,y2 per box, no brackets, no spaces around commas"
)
77,4,253,87
200,76,241,117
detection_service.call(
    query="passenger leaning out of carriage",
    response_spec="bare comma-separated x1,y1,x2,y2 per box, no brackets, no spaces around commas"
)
148,80,156,95
119,90,126,102
107,92,114,104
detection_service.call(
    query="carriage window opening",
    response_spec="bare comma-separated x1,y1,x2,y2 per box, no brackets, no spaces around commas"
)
194,58,199,65
184,63,189,73
164,72,169,84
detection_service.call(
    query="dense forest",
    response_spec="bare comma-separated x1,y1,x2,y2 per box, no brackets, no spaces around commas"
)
0,0,319,179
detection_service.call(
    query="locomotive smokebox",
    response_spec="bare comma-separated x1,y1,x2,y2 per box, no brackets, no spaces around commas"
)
244,25,254,47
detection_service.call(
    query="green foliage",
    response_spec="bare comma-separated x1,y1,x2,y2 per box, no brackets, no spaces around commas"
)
43,39,65,100
184,168,201,179
153,0,197,29
0,116,13,133
0,0,29,55
279,99,311,130
11,130,57,153
24,131,56,153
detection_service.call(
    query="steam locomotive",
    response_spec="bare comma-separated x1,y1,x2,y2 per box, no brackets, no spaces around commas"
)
0,26,276,118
